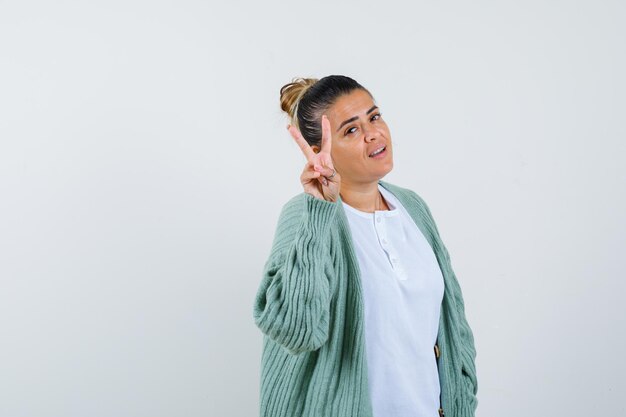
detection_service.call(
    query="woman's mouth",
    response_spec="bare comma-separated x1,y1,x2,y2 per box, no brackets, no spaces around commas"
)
369,145,387,159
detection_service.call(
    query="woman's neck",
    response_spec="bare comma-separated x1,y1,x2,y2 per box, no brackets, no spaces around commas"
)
340,180,390,213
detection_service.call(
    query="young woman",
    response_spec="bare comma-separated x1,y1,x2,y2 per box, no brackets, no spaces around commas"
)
253,75,478,417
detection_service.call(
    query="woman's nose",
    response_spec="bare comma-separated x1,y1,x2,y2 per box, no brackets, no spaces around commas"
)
363,126,380,142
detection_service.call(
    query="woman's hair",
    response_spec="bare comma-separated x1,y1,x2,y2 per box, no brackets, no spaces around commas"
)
279,75,372,148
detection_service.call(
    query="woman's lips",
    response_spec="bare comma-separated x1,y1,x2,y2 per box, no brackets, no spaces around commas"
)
369,146,387,159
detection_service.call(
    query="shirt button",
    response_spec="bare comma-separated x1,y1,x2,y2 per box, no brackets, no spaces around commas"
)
376,217,381,223
382,238,387,244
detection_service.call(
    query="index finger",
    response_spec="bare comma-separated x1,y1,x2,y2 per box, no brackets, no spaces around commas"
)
319,114,332,155
288,124,316,162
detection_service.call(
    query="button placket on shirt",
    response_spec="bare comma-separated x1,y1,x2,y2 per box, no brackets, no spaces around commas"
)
374,213,407,280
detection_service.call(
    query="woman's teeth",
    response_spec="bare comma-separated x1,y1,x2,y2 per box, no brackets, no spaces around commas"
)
370,146,386,157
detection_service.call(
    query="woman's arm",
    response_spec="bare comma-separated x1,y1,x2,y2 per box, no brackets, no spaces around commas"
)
442,242,478,391
252,192,338,355
439,241,479,413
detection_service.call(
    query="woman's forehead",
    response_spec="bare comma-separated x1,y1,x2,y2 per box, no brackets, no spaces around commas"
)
330,90,376,119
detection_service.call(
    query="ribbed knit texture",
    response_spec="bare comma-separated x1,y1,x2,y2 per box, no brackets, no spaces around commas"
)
253,180,478,417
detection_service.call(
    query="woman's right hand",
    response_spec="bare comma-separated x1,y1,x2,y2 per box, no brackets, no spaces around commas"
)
288,114,341,202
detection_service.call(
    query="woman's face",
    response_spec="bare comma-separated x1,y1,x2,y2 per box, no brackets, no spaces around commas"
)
312,88,393,185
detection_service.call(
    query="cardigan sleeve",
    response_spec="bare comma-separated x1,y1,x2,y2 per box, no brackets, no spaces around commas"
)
252,192,339,355
440,241,479,415
409,190,478,410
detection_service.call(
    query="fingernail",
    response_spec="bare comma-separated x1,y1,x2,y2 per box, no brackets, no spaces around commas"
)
322,178,328,186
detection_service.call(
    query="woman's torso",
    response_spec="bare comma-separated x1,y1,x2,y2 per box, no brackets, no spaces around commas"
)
341,183,445,417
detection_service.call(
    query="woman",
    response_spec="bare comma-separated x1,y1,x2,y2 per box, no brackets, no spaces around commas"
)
252,75,478,417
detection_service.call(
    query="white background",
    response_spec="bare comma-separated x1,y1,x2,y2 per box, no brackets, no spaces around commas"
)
1,1,624,416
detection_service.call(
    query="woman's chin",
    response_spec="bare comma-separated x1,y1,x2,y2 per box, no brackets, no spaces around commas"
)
370,164,394,181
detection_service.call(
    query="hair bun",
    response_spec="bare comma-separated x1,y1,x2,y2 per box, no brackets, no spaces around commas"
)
279,77,319,123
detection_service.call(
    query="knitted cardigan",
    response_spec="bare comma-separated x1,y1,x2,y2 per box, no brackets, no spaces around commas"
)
252,179,478,417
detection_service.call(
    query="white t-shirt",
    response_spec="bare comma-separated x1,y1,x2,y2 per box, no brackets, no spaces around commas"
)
341,183,445,417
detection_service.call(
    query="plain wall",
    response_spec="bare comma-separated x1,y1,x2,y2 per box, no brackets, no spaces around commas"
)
0,0,624,416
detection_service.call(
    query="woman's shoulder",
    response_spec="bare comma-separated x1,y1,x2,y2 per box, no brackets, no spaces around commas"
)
278,182,431,226
281,191,341,214
274,191,339,230
273,192,306,226
379,180,429,209
282,192,307,211
283,182,424,208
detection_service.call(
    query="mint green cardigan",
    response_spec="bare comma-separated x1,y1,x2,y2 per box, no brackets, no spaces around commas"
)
253,180,478,417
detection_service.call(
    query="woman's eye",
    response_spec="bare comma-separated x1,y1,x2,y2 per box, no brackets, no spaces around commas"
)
345,113,382,136
345,127,357,135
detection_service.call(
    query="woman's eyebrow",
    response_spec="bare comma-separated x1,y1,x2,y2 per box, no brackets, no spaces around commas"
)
336,105,379,132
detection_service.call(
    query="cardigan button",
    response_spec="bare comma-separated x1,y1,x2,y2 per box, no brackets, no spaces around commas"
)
434,343,440,358
438,407,445,417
